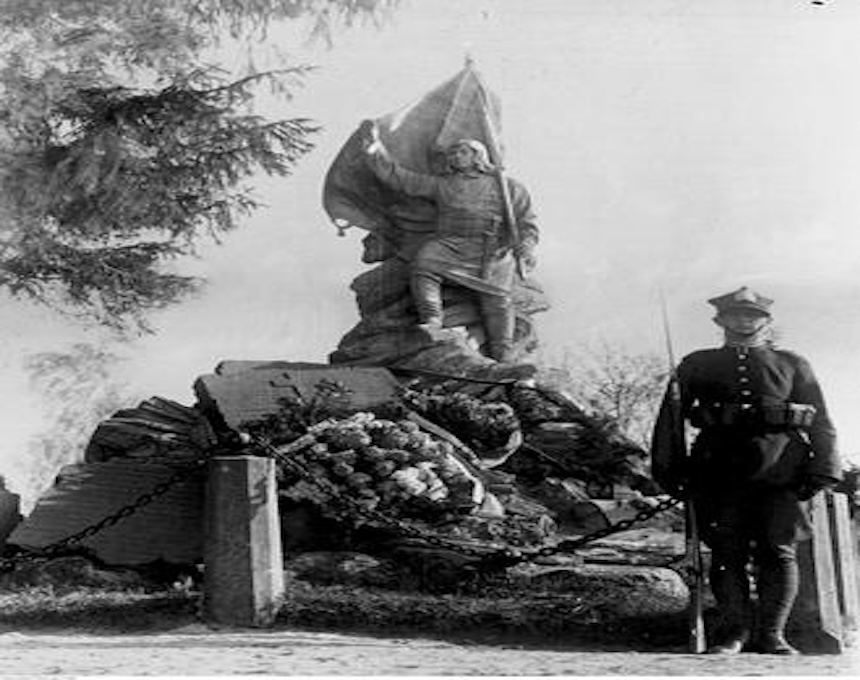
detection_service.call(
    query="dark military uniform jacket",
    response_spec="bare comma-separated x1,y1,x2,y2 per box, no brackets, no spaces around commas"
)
651,344,841,495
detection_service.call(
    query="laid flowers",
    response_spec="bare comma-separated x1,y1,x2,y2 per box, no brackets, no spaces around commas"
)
275,412,482,521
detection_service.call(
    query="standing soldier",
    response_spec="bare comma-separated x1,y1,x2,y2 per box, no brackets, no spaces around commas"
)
361,122,538,364
651,286,842,655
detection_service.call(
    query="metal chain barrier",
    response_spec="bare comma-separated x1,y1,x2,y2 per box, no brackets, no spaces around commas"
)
255,434,682,573
0,386,682,579
0,459,207,574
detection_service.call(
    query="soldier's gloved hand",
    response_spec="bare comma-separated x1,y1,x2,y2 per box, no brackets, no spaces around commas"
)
796,474,839,501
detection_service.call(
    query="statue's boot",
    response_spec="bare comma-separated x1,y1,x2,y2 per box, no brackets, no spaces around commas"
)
411,272,444,336
480,293,516,362
750,551,800,655
707,559,753,654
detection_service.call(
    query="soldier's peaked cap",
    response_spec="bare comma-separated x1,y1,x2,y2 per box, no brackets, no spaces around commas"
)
708,286,773,316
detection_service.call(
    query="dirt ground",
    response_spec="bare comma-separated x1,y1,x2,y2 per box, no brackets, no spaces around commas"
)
0,625,858,676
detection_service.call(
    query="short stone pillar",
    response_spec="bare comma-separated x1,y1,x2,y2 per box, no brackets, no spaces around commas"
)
203,456,284,627
789,490,859,653
829,493,859,635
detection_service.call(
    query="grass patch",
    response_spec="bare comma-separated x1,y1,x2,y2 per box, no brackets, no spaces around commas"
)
0,586,198,632
0,579,687,650
276,580,686,648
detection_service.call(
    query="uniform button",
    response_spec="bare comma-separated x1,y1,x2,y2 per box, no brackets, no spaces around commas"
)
737,365,748,372
739,377,750,384
741,390,752,397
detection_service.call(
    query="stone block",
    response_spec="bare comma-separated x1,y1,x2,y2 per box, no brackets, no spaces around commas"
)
8,461,204,566
519,563,688,618
194,363,401,432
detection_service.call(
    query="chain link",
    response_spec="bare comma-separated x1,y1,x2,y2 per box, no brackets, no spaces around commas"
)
0,459,207,574
548,495,682,555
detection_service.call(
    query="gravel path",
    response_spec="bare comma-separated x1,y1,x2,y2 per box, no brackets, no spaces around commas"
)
0,626,858,676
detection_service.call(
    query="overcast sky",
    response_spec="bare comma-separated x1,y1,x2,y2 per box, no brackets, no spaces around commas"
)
3,0,860,496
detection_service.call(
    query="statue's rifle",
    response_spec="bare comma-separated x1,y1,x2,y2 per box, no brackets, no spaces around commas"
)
475,79,525,279
660,292,707,654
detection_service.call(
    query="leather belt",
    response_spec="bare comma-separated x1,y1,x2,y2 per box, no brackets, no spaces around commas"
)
690,402,816,429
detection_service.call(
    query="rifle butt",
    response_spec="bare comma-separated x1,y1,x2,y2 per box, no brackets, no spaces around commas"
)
687,581,707,653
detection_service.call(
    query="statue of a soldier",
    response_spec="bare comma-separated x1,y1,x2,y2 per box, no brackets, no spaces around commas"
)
362,123,538,364
651,287,842,656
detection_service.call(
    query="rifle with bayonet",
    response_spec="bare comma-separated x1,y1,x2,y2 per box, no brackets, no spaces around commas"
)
660,295,707,654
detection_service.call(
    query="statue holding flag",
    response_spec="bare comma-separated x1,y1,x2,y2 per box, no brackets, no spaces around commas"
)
361,124,537,362
323,61,549,376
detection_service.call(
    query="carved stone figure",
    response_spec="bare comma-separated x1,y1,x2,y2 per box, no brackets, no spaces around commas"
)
362,125,537,363
323,64,550,378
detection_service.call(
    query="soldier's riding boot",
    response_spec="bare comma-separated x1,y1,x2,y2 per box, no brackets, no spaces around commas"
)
707,561,753,654
411,271,444,332
751,550,800,655
479,293,515,363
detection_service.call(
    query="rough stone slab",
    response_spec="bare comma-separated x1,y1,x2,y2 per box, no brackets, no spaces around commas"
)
8,461,204,566
84,397,216,463
194,364,401,432
517,563,689,618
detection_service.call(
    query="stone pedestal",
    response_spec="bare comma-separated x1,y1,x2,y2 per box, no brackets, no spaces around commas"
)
203,456,284,627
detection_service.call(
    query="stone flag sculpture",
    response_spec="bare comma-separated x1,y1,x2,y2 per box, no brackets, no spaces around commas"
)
322,62,549,376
